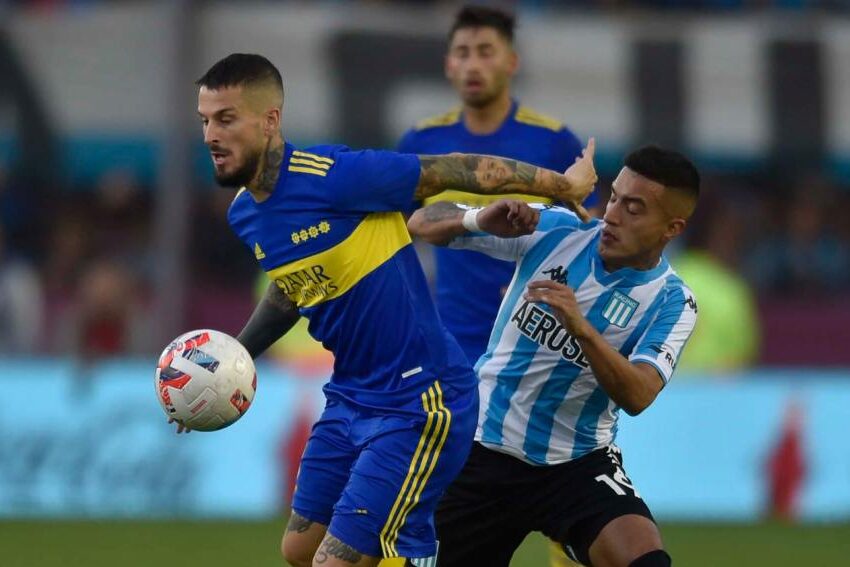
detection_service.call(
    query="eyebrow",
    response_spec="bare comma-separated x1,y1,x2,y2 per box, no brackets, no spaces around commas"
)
610,186,647,208
197,106,237,118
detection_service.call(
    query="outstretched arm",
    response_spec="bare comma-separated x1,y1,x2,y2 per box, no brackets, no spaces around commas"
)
414,138,596,220
237,282,301,359
408,199,539,246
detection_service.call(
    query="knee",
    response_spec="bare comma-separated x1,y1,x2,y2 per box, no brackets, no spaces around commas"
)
281,532,314,567
629,549,671,567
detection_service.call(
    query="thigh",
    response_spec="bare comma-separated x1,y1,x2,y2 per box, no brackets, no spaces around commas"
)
435,443,533,567
587,514,663,567
291,401,358,526
540,446,657,566
328,382,478,562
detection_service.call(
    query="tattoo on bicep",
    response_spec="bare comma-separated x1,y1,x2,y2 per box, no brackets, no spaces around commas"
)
423,201,464,222
313,535,362,564
419,155,478,190
286,512,314,533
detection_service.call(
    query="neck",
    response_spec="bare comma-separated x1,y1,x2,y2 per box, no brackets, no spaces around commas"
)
462,91,512,135
603,252,662,273
247,135,284,202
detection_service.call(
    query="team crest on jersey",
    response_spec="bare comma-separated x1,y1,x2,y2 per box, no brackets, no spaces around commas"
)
602,291,639,328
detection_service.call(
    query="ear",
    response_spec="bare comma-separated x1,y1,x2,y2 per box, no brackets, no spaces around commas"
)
444,53,452,81
665,218,686,241
508,50,520,77
264,107,281,137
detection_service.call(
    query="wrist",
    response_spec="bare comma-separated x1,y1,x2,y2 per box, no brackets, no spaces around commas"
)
461,207,483,232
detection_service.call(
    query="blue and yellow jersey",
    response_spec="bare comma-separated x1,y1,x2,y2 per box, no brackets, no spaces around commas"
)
398,101,597,364
228,143,474,412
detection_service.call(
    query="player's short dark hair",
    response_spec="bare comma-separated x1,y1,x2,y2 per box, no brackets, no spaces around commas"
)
624,145,700,201
450,5,515,43
196,53,283,100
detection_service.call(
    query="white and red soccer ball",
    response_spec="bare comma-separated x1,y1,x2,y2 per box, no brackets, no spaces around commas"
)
155,329,257,431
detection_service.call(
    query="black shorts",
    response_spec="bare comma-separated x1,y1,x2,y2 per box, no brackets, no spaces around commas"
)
435,442,655,567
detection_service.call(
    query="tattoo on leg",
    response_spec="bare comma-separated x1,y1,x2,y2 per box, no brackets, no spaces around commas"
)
286,512,314,534
313,535,362,564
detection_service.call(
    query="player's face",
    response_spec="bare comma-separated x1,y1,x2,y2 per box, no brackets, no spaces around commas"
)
197,86,266,188
599,168,679,271
473,157,513,189
446,27,517,108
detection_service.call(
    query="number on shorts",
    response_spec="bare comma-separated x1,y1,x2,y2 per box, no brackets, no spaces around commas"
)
594,467,641,498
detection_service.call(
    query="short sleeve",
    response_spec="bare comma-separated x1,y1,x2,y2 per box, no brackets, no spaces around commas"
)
630,286,698,384
329,149,421,213
554,128,599,209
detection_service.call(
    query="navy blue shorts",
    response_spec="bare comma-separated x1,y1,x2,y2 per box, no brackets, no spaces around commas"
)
291,380,478,559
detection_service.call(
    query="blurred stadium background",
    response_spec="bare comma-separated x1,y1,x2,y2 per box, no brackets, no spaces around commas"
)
1,1,849,566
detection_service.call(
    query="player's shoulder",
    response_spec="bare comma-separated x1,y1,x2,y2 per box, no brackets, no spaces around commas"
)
286,144,346,179
413,107,462,131
513,105,565,133
533,204,601,232
659,269,698,311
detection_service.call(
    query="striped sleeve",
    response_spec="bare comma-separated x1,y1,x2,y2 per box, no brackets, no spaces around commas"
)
448,205,586,261
629,282,698,384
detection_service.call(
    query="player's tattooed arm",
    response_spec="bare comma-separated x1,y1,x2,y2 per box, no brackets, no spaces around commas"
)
313,535,363,564
285,512,314,534
415,141,596,220
236,282,300,359
409,199,540,246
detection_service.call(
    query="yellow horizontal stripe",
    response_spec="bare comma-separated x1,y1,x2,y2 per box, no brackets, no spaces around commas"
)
290,157,331,170
423,189,553,208
288,165,327,177
293,150,334,165
267,212,410,308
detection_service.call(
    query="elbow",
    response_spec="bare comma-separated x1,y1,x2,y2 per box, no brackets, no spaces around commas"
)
619,391,657,416
406,212,446,246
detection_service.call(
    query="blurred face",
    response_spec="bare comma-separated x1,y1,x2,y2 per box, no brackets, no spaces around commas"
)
599,168,685,271
197,85,268,188
446,27,517,108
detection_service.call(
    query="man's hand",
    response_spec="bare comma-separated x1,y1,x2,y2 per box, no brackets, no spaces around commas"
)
561,138,597,222
476,199,540,238
524,280,589,337
168,417,191,434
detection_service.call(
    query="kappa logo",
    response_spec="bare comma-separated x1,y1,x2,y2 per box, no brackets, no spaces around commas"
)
684,295,698,313
542,265,568,285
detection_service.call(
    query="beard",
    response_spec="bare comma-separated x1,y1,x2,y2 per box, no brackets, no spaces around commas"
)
213,148,262,189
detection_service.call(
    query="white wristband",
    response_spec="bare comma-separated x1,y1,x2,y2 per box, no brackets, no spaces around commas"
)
461,207,483,233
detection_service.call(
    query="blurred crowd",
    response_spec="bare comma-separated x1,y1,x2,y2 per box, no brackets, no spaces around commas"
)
4,0,850,12
1,158,848,364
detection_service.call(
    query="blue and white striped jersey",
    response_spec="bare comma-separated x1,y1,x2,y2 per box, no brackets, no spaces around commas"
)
449,206,697,465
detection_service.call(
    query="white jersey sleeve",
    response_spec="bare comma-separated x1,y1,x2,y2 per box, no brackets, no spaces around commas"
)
629,282,698,384
448,205,588,261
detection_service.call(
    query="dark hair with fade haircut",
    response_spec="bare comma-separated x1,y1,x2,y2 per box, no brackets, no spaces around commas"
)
196,53,283,99
450,5,516,43
624,145,700,200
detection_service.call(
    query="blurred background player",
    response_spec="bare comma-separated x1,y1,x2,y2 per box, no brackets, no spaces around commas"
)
398,8,595,565
193,53,596,567
398,4,598,369
408,146,700,567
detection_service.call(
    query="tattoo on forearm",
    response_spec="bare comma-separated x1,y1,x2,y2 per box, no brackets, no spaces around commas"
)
313,535,362,564
422,201,464,222
256,143,284,196
417,154,556,199
286,512,313,533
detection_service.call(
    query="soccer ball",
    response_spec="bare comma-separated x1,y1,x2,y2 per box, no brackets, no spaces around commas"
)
154,329,257,431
